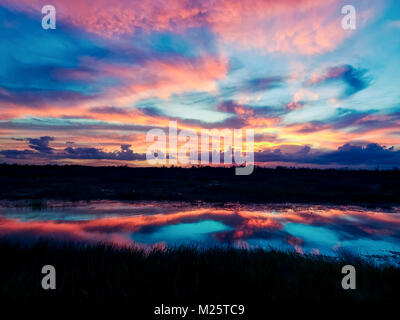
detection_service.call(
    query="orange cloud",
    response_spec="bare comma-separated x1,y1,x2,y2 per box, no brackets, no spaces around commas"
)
53,55,228,104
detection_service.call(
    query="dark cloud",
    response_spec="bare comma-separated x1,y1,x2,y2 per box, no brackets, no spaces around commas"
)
27,136,54,154
254,133,279,143
182,115,248,129
63,145,146,161
0,87,96,107
255,143,400,167
0,149,36,159
338,66,370,97
0,136,146,161
140,107,165,117
314,143,400,166
255,145,313,163
311,65,370,98
217,100,240,113
348,111,400,133
89,106,129,115
218,76,285,98
293,121,329,134
217,100,281,117
60,115,93,120
0,120,163,133
291,110,400,135
243,76,284,92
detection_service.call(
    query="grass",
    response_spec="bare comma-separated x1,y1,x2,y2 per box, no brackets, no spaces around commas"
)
1,239,399,302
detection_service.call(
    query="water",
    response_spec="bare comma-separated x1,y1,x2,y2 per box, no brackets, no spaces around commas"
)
1,200,400,262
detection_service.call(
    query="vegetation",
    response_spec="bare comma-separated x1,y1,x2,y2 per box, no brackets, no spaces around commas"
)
1,239,399,302
1,164,400,206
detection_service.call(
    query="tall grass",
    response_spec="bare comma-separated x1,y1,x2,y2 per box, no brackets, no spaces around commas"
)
0,239,399,301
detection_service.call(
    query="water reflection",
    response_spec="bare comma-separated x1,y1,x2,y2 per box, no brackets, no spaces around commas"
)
1,201,400,259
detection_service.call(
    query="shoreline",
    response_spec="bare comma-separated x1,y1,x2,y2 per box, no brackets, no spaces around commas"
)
1,164,400,207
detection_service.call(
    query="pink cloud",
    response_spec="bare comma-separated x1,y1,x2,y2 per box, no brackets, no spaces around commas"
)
1,0,371,54
309,65,349,84
66,55,229,102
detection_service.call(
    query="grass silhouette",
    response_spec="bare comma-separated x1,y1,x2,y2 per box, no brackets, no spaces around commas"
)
1,239,399,302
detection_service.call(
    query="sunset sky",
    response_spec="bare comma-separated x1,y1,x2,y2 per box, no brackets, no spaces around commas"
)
0,0,399,168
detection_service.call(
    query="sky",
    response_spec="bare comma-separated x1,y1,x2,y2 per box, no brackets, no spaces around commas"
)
0,0,399,168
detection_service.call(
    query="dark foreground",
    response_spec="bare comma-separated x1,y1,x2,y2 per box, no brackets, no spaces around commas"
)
1,240,399,303
1,164,400,206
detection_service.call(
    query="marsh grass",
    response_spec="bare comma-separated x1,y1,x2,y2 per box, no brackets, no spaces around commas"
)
0,239,399,302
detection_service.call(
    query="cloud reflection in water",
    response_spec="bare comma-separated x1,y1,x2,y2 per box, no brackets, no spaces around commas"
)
1,201,400,258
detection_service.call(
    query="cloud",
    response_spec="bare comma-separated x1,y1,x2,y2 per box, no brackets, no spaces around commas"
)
314,143,400,166
0,149,36,159
3,203,399,251
254,133,280,143
1,0,362,54
0,6,228,114
255,142,400,167
0,136,146,161
310,65,371,98
0,87,96,108
135,100,280,131
6,134,399,168
0,118,164,133
89,106,129,115
290,110,400,135
242,76,284,93
0,0,396,169
286,102,303,111
101,55,228,101
64,145,146,161
27,136,54,154
159,100,280,129
180,115,248,130
217,100,280,118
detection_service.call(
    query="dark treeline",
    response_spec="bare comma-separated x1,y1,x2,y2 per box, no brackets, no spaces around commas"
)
1,164,400,205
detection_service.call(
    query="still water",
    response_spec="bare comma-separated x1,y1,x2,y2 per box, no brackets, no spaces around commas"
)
1,201,400,261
